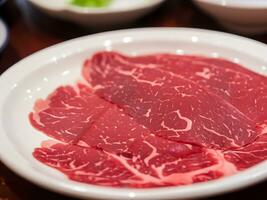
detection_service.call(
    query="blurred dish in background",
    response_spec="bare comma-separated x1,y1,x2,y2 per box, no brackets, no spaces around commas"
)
27,0,165,28
193,0,267,35
0,0,6,6
0,0,7,14
0,18,8,53
69,0,113,8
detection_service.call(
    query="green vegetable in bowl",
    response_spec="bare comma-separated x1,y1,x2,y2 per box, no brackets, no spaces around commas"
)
70,0,112,7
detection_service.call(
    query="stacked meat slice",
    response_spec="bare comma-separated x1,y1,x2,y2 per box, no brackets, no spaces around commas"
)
31,51,267,188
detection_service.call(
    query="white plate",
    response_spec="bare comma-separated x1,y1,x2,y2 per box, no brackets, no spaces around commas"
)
0,18,8,53
0,28,267,200
27,0,165,27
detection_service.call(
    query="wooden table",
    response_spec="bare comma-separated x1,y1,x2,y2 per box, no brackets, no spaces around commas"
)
0,0,267,199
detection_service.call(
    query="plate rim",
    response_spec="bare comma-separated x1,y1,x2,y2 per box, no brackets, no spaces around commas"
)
28,0,165,14
0,27,267,200
193,0,267,9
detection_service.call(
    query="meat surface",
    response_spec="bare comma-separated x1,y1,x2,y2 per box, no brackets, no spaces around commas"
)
30,84,110,143
31,51,267,188
86,52,267,122
35,139,236,187
85,52,256,149
34,141,140,187
32,83,236,187
225,122,267,170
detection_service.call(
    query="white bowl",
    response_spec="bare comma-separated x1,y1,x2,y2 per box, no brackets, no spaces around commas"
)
27,0,164,27
0,28,267,200
193,0,267,35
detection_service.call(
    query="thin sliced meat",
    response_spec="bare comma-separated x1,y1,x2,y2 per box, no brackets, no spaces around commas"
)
85,52,267,122
34,140,236,187
34,142,142,187
85,52,256,149
31,84,237,187
29,84,110,143
76,105,227,181
224,122,267,170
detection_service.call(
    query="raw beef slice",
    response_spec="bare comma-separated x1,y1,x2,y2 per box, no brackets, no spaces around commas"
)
30,84,110,143
35,140,235,187
83,51,267,173
85,52,267,122
84,52,256,149
224,123,267,170
34,141,141,187
32,83,236,187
